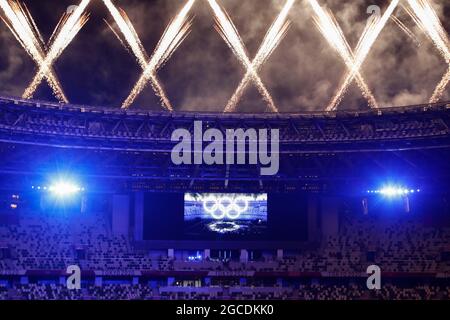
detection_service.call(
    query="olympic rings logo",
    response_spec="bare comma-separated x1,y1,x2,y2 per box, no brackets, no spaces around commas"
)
202,195,249,220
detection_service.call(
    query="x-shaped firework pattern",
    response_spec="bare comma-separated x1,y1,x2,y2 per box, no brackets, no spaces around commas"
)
0,0,448,112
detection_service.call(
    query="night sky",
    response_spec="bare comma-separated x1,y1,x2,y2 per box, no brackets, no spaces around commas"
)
0,0,449,112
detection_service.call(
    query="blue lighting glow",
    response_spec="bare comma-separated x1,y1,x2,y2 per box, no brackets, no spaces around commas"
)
187,253,203,261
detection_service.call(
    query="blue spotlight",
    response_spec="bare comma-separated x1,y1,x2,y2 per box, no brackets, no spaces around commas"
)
48,182,82,197
379,187,409,197
366,185,421,198
32,175,85,198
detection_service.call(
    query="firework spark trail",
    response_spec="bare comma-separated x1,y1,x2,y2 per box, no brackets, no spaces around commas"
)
208,0,278,113
103,2,147,65
406,0,450,103
308,0,378,110
431,67,450,102
224,0,294,113
390,15,421,46
104,19,130,53
122,0,195,110
21,2,44,48
48,13,67,47
0,0,67,102
406,0,449,60
103,0,172,111
23,0,90,100
327,0,400,111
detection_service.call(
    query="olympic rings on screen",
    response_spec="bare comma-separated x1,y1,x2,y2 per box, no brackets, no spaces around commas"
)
202,195,249,220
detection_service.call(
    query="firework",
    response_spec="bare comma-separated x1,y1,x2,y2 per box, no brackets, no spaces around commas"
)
122,0,195,110
0,0,67,102
308,0,378,109
208,0,279,112
104,19,131,54
406,0,449,103
390,15,421,47
327,0,399,111
224,0,294,113
431,67,450,103
22,0,90,100
103,0,173,111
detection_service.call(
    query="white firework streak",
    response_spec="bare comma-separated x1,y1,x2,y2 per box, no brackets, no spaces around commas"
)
0,0,67,102
406,0,450,103
224,0,294,113
431,66,450,103
327,0,400,111
23,0,90,100
103,0,172,111
390,15,421,47
122,0,195,110
308,0,378,109
208,0,278,113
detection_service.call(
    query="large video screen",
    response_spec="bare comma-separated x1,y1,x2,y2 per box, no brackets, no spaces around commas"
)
184,193,267,239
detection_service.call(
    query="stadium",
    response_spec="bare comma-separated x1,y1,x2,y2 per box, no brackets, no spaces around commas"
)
0,0,450,302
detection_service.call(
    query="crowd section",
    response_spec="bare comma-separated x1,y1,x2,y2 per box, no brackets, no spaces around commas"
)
2,210,450,300
12,114,448,142
1,211,450,274
1,99,448,143
0,211,152,271
1,283,450,300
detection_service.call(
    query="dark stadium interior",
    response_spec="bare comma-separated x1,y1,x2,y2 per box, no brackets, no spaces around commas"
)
0,96,449,300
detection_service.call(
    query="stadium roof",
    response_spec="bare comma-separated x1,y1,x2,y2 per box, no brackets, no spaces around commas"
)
0,96,449,192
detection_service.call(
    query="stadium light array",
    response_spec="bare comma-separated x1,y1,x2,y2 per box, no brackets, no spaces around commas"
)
367,186,421,197
49,183,82,197
32,181,85,197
